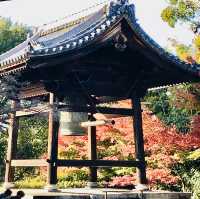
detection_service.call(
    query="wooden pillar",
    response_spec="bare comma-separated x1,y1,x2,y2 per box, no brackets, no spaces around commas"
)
4,100,19,188
131,95,147,189
46,93,59,191
87,114,97,188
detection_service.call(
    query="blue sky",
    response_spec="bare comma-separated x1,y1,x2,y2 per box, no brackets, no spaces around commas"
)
0,0,194,48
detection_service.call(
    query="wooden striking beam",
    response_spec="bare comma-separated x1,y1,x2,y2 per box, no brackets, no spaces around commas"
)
57,160,140,168
81,120,115,127
11,159,47,167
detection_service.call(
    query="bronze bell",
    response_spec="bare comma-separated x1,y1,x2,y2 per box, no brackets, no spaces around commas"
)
60,111,88,136
59,93,88,136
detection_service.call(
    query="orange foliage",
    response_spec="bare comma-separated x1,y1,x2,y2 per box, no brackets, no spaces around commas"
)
58,100,200,187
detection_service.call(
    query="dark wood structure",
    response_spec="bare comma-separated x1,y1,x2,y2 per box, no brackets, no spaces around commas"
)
0,0,200,190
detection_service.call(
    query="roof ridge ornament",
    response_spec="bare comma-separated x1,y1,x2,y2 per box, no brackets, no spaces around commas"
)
117,0,129,5
109,0,131,17
115,33,127,52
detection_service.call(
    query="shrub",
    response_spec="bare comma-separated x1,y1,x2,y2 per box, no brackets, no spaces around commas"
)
171,158,200,199
58,168,88,182
57,180,86,188
15,168,88,189
15,176,45,189
145,89,192,133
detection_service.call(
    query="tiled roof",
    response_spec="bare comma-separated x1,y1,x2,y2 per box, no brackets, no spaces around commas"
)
0,3,107,71
0,0,200,78
30,6,113,57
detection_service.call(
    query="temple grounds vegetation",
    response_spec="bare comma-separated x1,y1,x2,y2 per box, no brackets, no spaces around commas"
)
5,101,200,199
0,1,200,198
161,0,200,64
0,18,28,55
161,0,198,28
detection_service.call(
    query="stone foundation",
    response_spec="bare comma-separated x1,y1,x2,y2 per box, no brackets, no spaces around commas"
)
10,189,192,199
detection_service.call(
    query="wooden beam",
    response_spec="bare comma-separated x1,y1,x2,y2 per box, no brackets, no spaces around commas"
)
47,93,59,186
96,97,126,104
16,104,49,117
10,159,141,168
59,105,133,116
5,100,19,184
18,83,49,99
16,105,133,117
88,115,97,187
97,107,133,116
57,160,140,168
132,95,147,185
51,82,130,97
11,159,47,167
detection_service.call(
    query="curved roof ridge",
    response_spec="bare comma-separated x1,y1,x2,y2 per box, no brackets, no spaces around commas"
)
29,1,124,56
37,7,107,48
38,2,109,37
38,15,91,37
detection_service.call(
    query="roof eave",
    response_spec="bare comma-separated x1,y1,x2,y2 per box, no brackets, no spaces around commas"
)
123,4,200,78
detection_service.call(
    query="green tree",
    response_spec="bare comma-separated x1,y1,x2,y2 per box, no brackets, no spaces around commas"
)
161,0,198,28
17,117,48,159
147,1,200,134
14,117,48,181
0,18,28,127
160,3,200,198
0,18,48,180
161,0,200,63
145,88,192,133
0,18,28,54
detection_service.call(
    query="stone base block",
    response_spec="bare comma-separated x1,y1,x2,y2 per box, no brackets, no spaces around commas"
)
3,182,15,189
86,182,98,188
44,184,58,192
9,189,192,199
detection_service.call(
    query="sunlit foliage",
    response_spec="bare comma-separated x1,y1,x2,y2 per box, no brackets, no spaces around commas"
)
161,0,198,28
0,17,28,54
